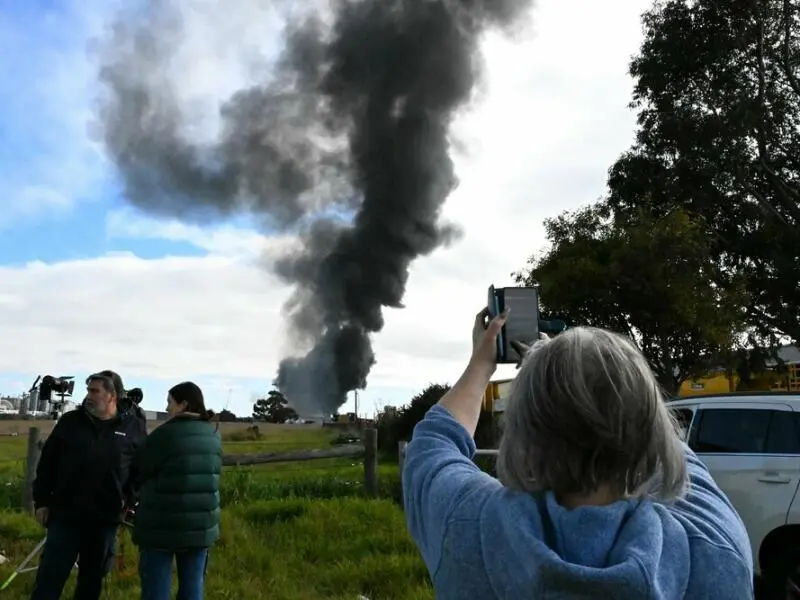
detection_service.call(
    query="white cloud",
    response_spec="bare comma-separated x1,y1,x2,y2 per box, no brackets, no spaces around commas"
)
104,208,287,259
0,0,653,414
0,253,292,377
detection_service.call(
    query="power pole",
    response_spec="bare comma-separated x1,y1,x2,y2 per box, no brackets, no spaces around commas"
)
354,389,359,426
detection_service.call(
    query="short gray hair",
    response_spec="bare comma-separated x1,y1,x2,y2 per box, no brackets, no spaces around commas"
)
86,370,125,399
496,327,687,501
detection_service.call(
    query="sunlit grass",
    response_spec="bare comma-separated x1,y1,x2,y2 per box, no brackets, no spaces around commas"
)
0,498,431,600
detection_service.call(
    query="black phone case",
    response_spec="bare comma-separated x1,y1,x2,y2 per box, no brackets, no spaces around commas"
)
487,285,540,364
487,285,506,361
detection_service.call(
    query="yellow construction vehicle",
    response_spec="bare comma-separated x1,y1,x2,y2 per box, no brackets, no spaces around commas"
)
482,378,515,412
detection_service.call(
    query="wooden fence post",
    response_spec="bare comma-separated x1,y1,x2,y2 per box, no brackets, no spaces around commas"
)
22,427,41,513
363,428,378,498
398,441,408,501
398,441,408,478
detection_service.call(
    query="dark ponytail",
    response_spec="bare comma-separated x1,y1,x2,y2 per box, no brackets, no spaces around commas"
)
168,381,211,419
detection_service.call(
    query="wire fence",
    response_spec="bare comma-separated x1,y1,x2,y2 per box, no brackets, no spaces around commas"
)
223,441,352,452
4,426,381,513
0,437,34,467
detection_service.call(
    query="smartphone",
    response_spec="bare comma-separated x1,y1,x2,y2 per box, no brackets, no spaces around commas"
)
487,285,541,364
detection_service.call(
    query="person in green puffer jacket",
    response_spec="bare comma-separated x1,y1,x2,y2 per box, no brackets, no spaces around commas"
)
133,381,222,600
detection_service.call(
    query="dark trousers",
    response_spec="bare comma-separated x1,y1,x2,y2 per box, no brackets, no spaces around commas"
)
139,548,209,600
29,519,117,600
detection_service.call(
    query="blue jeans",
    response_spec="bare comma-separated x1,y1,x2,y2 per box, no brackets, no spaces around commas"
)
139,548,208,600
29,519,117,600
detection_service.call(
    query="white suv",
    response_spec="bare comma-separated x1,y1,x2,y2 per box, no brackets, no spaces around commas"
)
668,393,800,596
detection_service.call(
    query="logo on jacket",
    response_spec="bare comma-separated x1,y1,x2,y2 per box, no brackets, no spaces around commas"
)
114,431,127,437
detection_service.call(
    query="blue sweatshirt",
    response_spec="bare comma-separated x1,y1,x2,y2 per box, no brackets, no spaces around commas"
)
403,405,754,599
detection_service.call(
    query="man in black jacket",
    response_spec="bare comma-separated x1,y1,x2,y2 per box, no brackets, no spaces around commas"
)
29,370,148,600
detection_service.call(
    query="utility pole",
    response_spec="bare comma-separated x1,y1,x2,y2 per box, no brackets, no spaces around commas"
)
354,389,359,426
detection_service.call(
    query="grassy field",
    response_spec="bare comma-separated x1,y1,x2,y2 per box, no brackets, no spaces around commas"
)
0,425,433,599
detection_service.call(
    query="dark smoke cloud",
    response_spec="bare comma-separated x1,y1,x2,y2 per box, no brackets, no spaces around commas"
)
96,0,533,416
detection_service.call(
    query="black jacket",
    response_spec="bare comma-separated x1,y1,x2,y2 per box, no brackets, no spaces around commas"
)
32,400,148,524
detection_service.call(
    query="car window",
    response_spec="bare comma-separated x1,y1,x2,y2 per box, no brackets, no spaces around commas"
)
670,408,694,441
693,408,770,454
765,411,800,454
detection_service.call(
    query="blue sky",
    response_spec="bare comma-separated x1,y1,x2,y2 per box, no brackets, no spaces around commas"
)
0,0,648,417
0,0,206,263
0,201,206,265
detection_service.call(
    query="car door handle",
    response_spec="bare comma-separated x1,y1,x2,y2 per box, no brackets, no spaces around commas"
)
758,472,792,484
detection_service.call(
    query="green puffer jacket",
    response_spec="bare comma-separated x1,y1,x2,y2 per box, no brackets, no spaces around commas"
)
132,414,222,550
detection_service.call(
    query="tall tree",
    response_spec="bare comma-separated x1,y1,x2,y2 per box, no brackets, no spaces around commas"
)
252,389,298,423
515,205,748,394
606,0,800,342
218,409,238,422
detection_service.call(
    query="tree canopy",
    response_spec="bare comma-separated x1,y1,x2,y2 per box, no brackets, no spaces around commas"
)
607,0,800,343
515,206,748,393
252,389,299,423
218,408,238,422
375,383,497,456
518,0,800,389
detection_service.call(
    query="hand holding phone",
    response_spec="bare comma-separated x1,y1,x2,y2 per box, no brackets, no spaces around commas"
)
487,285,542,364
471,307,509,370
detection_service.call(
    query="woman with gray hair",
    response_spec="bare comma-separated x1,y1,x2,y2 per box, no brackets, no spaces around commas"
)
402,308,753,599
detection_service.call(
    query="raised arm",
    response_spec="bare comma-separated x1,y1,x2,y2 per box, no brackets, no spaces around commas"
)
403,309,508,574
403,405,501,574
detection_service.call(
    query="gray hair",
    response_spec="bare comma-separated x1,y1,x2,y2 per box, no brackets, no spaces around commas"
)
496,327,687,501
86,370,125,399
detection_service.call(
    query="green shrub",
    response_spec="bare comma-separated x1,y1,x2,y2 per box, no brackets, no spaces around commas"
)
223,425,262,442
377,383,499,459
0,476,23,511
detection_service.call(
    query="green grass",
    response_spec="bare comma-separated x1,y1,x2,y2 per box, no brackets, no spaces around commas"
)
0,430,432,599
220,427,339,452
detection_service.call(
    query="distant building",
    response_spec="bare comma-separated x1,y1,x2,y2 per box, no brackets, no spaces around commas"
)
143,410,170,421
28,389,40,413
679,344,800,397
0,396,20,412
0,397,16,414
482,379,514,413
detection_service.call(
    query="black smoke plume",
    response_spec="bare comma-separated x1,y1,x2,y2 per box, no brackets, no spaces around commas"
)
96,0,533,416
